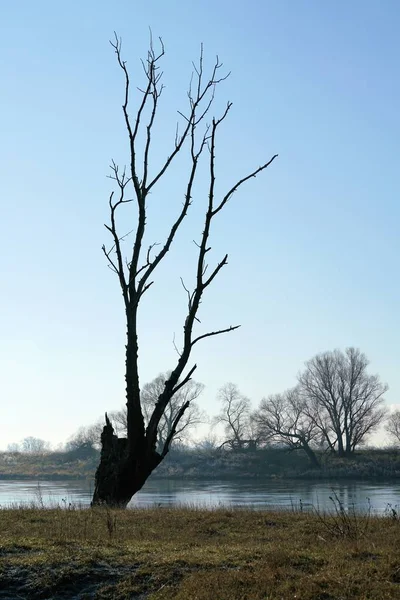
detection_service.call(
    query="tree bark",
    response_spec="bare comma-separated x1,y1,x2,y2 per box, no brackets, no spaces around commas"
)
301,440,320,468
92,415,161,507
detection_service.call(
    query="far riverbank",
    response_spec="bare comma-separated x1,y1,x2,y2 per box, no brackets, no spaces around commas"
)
1,447,400,482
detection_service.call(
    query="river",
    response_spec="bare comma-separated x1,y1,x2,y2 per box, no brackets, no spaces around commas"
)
1,478,400,514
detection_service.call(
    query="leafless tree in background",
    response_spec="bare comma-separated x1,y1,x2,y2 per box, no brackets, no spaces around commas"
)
214,383,255,450
6,443,21,454
298,347,388,457
252,388,320,467
109,372,206,452
65,423,104,452
15,437,51,454
92,34,277,506
194,433,220,454
385,410,400,446
107,409,128,437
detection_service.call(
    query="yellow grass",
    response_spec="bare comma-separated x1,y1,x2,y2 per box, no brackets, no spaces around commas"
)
0,505,399,598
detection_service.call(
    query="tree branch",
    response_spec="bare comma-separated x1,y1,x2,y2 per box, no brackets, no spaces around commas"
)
191,325,241,346
171,364,197,396
212,154,278,217
160,400,190,458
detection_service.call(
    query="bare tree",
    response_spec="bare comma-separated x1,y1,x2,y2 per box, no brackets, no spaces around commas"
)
65,422,104,452
6,442,21,454
20,437,51,454
109,372,206,452
214,383,255,450
107,409,128,437
194,434,220,454
92,35,277,506
385,410,400,446
252,388,320,468
142,372,206,451
298,347,388,457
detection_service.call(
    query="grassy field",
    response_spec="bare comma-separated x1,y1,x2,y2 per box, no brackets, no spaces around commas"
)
0,504,400,599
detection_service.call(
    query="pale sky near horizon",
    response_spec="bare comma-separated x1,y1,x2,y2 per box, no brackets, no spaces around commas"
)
1,0,399,450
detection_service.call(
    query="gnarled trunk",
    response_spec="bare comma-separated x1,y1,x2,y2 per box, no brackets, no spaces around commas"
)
92,415,161,507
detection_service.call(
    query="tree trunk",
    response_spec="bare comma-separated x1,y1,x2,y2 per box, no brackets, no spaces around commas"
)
91,416,161,507
336,432,345,457
301,441,320,469
345,431,353,456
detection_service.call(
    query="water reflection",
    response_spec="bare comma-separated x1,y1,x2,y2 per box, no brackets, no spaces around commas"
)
0,478,399,514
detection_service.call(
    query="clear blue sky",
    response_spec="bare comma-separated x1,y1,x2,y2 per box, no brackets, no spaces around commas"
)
1,0,399,449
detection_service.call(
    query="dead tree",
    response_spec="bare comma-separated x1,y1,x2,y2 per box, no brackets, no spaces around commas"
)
92,34,277,507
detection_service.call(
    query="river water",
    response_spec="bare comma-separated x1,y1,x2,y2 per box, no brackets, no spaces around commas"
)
1,479,400,514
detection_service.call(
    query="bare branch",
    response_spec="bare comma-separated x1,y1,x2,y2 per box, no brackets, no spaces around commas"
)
146,53,228,193
138,281,154,299
212,154,279,217
102,243,119,274
191,325,240,346
135,242,160,278
136,119,210,297
172,332,182,357
171,364,197,396
203,254,228,288
103,187,129,305
160,399,190,458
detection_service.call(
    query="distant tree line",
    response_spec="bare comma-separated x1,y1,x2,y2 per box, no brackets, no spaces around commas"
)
7,436,51,455
61,347,396,468
7,348,399,470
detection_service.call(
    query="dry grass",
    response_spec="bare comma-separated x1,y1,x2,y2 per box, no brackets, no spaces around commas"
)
0,504,399,599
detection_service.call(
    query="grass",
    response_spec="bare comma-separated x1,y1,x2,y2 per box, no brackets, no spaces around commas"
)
1,504,400,599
